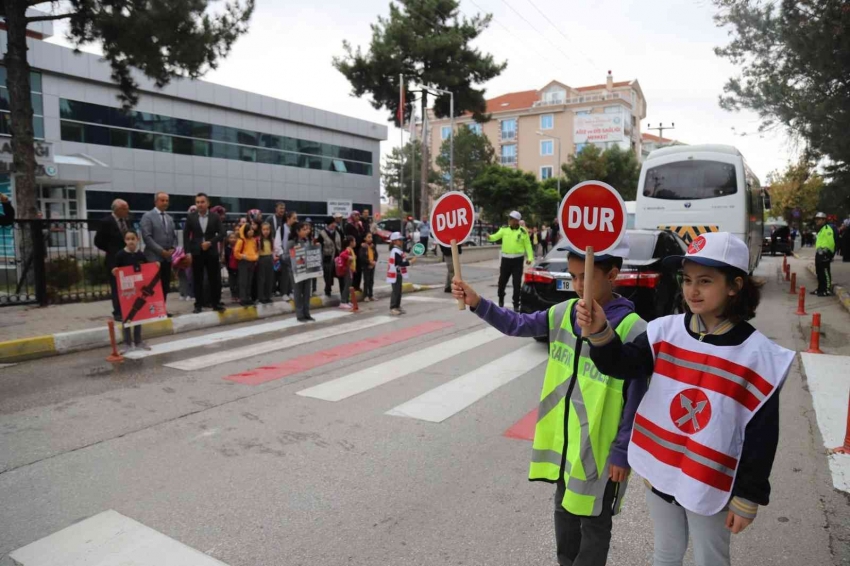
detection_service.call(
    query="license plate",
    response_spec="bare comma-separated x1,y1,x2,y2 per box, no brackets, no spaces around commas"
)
556,279,571,291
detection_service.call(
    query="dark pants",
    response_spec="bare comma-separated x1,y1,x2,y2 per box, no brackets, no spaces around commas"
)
554,479,616,566
109,272,121,320
238,259,255,304
390,277,403,309
542,241,549,256
257,255,274,302
323,256,335,295
363,268,375,298
353,255,362,290
292,275,312,319
192,251,222,310
227,268,238,299
816,256,832,294
158,260,172,304
420,236,431,255
123,325,142,346
444,254,455,291
498,256,525,308
340,270,351,304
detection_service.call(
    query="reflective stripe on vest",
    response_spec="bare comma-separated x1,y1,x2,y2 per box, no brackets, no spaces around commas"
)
529,298,645,517
628,314,795,516
386,249,408,283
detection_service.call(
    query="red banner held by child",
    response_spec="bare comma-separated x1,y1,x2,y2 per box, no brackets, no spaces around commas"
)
116,263,166,326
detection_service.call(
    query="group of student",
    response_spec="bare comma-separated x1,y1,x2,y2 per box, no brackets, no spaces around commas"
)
452,230,794,566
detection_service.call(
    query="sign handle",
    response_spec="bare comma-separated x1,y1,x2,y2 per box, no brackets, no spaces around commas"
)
451,239,465,311
583,246,594,327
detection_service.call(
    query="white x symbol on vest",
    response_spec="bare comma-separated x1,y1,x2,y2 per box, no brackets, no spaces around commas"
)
676,393,708,432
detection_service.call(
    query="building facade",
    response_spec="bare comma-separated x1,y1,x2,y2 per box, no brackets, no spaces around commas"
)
426,72,646,183
640,132,684,161
0,25,387,223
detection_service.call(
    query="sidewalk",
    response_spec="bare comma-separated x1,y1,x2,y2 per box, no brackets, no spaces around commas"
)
794,245,850,313
0,282,431,363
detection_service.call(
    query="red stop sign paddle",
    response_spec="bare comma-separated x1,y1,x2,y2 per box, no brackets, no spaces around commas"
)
430,192,476,311
558,181,627,326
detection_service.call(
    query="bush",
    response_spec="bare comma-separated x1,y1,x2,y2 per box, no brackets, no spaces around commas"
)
46,257,82,290
83,256,111,286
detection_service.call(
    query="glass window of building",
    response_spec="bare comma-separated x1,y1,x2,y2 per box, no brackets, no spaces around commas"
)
58,98,374,177
604,105,621,114
441,126,452,140
500,144,517,165
467,123,482,135
540,140,554,156
541,166,553,180
540,114,554,130
543,89,565,104
0,67,44,139
500,119,516,141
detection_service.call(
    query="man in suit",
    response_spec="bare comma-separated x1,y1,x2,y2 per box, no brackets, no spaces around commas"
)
141,192,178,310
94,199,131,321
184,192,226,313
266,201,287,296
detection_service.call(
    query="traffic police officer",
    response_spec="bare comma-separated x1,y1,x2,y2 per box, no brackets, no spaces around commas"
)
813,211,836,296
489,210,534,310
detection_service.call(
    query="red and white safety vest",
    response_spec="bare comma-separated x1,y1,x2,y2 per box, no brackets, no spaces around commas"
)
386,248,409,284
628,314,794,516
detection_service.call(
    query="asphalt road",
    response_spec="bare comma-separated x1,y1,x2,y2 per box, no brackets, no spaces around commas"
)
0,255,848,565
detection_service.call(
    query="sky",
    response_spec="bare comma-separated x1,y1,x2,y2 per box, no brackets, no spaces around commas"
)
41,0,799,182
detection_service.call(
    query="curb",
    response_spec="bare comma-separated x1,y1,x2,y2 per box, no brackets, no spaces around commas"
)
804,262,850,314
0,283,433,363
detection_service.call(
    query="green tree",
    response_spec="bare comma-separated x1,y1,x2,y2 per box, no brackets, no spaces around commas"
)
713,1,850,191
382,140,433,218
470,165,539,223
435,125,495,194
0,0,254,218
560,144,641,200
766,160,824,223
333,0,506,211
532,182,561,226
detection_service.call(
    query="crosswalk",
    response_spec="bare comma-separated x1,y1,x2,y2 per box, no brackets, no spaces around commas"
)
137,296,548,431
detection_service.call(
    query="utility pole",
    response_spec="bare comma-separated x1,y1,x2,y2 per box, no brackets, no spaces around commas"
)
647,122,675,144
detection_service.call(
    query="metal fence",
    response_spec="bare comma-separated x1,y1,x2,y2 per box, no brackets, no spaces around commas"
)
0,217,500,307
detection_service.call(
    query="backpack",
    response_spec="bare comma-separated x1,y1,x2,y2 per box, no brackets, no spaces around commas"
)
335,252,348,277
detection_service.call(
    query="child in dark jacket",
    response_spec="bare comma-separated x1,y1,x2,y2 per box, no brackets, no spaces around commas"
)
224,232,239,302
358,232,379,301
112,230,155,352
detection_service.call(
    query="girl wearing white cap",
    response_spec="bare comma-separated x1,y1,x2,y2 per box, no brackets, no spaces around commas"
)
576,232,795,566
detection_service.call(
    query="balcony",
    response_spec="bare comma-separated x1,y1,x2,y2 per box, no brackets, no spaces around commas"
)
500,130,517,142
500,155,517,166
532,92,630,107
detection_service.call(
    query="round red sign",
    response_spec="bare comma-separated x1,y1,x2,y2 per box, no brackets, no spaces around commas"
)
669,388,712,435
688,235,707,255
558,181,627,255
430,191,475,247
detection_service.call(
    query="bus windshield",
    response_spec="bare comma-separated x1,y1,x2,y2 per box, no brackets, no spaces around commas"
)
643,160,737,200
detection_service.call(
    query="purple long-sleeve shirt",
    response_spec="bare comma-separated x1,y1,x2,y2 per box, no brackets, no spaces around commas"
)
471,297,648,469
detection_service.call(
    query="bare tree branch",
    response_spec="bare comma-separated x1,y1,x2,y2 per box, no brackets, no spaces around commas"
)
25,12,72,22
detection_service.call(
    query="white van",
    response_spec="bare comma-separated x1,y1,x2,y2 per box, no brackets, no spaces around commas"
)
635,144,766,273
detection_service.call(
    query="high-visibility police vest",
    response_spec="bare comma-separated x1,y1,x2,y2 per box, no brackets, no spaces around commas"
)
628,314,794,516
529,298,646,517
386,248,408,284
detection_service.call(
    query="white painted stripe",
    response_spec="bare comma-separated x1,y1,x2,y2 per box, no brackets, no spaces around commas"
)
166,316,396,371
125,310,348,359
0,363,17,370
402,296,459,304
9,509,230,565
298,327,504,401
801,353,850,493
386,343,548,423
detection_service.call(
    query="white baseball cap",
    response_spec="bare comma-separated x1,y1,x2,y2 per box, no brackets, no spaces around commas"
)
390,231,403,241
568,232,631,261
509,211,522,220
815,211,827,219
663,232,749,273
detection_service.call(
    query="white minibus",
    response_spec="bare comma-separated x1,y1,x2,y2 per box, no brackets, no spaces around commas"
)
635,144,767,273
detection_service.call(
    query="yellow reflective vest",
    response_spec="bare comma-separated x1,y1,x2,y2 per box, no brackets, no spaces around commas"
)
529,298,646,516
489,226,534,261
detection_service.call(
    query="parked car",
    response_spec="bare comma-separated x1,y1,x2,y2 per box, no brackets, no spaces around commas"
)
521,229,689,341
763,224,792,256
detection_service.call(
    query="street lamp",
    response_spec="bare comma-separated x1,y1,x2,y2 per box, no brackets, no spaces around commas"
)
536,130,561,204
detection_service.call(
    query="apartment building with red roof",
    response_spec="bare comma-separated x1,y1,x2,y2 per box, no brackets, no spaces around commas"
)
424,72,647,183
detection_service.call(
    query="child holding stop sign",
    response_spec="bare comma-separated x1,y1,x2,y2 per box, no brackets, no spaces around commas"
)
452,235,649,566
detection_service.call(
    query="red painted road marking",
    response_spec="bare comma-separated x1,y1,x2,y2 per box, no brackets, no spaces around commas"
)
503,407,537,441
224,320,454,385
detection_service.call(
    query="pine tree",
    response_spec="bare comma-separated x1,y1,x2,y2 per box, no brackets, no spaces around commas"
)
333,0,506,210
382,140,433,218
0,0,254,218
